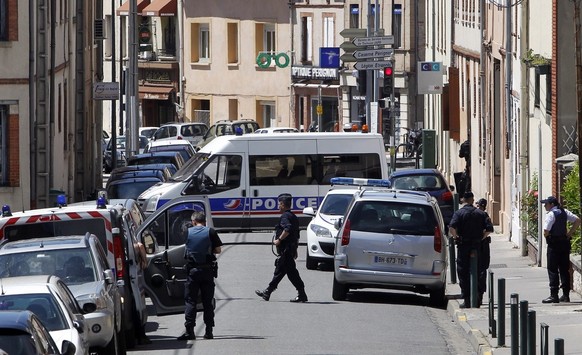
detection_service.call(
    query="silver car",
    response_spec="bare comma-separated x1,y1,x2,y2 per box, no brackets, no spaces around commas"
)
332,178,448,307
0,234,124,354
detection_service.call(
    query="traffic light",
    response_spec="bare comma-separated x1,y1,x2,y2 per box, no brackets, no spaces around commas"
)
357,70,367,95
383,67,393,96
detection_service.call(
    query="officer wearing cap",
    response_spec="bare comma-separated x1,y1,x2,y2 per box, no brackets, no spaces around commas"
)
476,198,494,305
256,193,308,303
449,191,492,308
540,195,580,303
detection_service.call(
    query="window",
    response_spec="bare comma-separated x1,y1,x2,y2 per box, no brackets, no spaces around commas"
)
545,74,552,114
264,24,275,53
190,22,210,63
349,4,359,28
227,22,239,64
301,16,312,63
258,101,276,128
0,106,7,184
392,4,402,48
228,99,238,120
199,24,210,61
534,72,540,108
323,15,334,47
0,0,7,41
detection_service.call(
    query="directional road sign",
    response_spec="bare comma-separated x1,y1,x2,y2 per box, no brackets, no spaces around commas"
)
354,60,393,71
339,28,367,38
352,36,395,47
353,48,394,60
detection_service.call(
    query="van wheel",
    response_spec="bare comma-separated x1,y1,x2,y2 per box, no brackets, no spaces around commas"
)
429,286,447,308
332,276,348,301
305,251,318,270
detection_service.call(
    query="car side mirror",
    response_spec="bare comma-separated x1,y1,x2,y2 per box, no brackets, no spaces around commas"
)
103,269,114,285
73,319,86,333
334,218,343,231
61,340,77,355
81,302,97,314
449,185,455,191
302,207,316,216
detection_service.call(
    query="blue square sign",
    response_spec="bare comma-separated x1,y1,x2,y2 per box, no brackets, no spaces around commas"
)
320,47,340,68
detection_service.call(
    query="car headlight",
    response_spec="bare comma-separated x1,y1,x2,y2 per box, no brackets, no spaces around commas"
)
145,195,161,212
310,224,333,238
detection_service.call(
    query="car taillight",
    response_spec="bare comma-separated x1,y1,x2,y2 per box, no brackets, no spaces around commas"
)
341,220,351,246
177,136,183,140
113,232,125,279
441,191,453,202
434,226,442,253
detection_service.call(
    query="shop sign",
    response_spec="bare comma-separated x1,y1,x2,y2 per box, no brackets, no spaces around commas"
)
291,66,339,81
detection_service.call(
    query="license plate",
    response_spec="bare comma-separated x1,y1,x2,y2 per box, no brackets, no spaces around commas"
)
374,255,409,265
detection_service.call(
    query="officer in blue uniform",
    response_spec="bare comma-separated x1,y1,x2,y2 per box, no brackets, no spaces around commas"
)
476,198,494,305
177,211,223,340
449,192,492,308
256,193,308,303
541,196,580,303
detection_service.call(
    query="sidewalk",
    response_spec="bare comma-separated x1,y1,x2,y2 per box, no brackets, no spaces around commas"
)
447,234,582,354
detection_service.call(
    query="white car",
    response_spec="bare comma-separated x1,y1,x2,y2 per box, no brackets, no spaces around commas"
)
302,186,359,270
152,122,208,146
254,127,299,134
139,126,159,140
0,275,93,355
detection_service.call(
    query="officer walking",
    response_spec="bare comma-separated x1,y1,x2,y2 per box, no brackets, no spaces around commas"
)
177,211,223,340
256,193,308,303
449,192,492,308
476,198,494,305
540,196,580,303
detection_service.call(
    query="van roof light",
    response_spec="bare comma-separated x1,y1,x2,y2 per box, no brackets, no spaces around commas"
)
1,205,12,217
56,194,67,207
330,177,390,187
97,191,108,209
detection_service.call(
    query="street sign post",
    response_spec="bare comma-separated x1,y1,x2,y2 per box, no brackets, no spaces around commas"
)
352,36,394,47
354,60,393,71
353,48,394,60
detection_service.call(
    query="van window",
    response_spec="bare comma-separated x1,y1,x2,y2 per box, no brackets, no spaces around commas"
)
145,201,207,248
185,155,242,194
173,153,209,181
320,154,382,184
250,155,314,186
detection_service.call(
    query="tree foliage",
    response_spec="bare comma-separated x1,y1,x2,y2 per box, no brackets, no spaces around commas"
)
561,162,581,254
520,172,538,241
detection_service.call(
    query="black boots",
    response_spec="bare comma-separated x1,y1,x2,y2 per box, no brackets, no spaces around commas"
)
542,294,559,304
559,292,570,303
204,326,213,339
290,289,308,303
177,329,195,341
255,288,272,301
459,299,471,308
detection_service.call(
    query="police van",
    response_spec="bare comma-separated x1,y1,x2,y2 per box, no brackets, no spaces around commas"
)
138,132,388,230
0,195,212,343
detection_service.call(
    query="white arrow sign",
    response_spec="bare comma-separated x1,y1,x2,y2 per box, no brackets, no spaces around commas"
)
352,36,394,47
353,48,394,60
354,61,393,70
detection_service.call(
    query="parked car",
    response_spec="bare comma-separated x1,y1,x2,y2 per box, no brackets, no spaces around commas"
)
195,119,260,151
302,185,359,269
107,177,163,200
143,139,196,162
0,310,75,355
139,126,159,140
0,234,124,354
109,163,178,177
332,177,448,307
254,127,299,134
126,151,186,172
103,135,149,173
0,275,94,354
107,168,171,187
387,168,455,227
152,122,208,146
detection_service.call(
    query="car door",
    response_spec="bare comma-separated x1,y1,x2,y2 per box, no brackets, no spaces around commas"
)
136,196,212,315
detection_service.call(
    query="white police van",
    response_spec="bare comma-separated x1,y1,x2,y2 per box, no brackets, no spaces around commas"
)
138,132,388,231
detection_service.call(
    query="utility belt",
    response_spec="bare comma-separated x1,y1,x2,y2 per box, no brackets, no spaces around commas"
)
547,235,569,244
455,236,481,247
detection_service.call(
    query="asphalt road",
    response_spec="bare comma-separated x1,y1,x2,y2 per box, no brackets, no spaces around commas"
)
127,231,473,355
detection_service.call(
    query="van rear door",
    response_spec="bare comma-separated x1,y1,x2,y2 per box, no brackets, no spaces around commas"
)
136,196,212,315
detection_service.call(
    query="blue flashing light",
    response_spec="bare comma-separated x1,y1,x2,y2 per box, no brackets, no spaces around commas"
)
56,194,67,207
1,205,12,217
330,177,390,187
97,197,107,209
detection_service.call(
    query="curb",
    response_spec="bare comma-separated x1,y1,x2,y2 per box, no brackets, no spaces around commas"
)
447,300,493,355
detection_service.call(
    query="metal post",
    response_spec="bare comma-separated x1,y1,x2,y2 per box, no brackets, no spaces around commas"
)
540,323,549,355
318,85,322,132
519,300,528,355
497,278,506,347
111,0,117,170
527,310,536,355
489,270,496,337
448,238,457,284
573,0,582,261
510,293,519,355
470,248,478,308
554,338,564,355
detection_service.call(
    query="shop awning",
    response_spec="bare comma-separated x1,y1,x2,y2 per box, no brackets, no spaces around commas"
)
138,86,174,100
116,0,151,16
142,0,177,16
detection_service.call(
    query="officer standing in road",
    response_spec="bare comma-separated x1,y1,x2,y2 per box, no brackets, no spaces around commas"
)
177,211,223,340
449,192,492,308
256,193,308,303
476,198,494,305
540,196,580,303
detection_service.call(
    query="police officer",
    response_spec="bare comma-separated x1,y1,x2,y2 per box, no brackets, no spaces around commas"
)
255,193,308,303
476,198,494,305
540,196,580,303
177,211,223,340
449,192,492,308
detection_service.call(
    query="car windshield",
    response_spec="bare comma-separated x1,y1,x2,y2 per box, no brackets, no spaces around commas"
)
3,219,107,248
391,174,445,191
0,332,40,354
0,294,68,331
0,247,96,284
319,194,354,215
108,136,149,150
108,180,160,200
181,125,207,137
140,128,157,139
348,201,437,235
171,153,209,182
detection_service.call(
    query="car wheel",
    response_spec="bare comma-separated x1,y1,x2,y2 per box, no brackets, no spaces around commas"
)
102,327,118,355
305,250,318,270
332,276,348,301
116,320,127,355
429,285,447,308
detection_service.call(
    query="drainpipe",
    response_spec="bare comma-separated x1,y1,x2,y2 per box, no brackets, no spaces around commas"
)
178,0,184,122
29,0,36,207
49,0,56,188
519,0,530,256
505,0,513,241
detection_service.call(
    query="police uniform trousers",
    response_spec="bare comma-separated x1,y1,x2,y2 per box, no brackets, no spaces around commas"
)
546,239,571,294
456,243,483,299
184,267,215,330
478,237,491,295
268,245,305,292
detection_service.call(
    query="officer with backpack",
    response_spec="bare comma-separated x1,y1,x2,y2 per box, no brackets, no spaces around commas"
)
449,192,492,308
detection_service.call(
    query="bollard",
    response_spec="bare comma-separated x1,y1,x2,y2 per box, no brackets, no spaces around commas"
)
470,248,478,308
498,278,506,347
540,323,549,355
554,338,564,355
510,293,519,355
449,237,457,284
527,310,536,355
519,300,528,355
488,270,496,337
